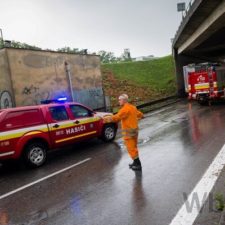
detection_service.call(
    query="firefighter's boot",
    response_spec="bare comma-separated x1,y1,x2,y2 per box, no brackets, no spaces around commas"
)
130,158,142,171
129,161,135,168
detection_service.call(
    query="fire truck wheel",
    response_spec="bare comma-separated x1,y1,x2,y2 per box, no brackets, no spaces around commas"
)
101,124,117,142
23,142,47,168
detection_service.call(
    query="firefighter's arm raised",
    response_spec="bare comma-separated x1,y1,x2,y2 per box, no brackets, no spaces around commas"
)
103,107,128,123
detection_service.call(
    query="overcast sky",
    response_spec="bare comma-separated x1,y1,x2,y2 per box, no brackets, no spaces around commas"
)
0,0,190,57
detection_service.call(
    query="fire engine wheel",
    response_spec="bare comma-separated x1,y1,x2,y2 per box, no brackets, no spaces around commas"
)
101,124,117,142
24,142,47,168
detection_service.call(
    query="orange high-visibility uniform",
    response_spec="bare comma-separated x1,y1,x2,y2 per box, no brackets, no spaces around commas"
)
111,103,143,160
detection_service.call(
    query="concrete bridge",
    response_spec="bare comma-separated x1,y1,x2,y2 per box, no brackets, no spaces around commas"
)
173,0,225,96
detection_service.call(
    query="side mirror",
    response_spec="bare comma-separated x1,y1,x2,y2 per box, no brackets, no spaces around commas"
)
89,111,95,117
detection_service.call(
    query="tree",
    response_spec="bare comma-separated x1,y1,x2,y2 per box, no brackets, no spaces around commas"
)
57,47,80,53
98,50,117,63
57,47,90,54
11,41,42,50
0,38,3,48
0,38,131,64
0,39,42,50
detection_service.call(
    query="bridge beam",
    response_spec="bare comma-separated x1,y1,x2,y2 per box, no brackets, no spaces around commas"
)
178,0,225,54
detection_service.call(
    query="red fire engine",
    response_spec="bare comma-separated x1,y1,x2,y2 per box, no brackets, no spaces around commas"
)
183,63,225,104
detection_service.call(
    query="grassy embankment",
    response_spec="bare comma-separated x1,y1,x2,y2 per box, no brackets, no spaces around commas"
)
101,55,176,109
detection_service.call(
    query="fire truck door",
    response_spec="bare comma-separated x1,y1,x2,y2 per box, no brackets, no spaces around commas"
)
48,105,73,148
68,104,100,139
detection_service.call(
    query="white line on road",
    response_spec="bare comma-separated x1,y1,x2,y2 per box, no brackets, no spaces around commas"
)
0,158,91,201
169,144,225,225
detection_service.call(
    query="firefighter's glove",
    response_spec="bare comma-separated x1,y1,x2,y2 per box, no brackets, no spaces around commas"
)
103,116,112,123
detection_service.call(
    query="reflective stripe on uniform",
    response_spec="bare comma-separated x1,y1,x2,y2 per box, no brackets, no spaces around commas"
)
121,128,138,137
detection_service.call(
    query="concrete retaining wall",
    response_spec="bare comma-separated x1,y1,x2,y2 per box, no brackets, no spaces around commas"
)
0,48,104,110
0,49,14,108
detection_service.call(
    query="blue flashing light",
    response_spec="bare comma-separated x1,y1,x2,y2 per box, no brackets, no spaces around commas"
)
41,97,68,104
57,97,67,102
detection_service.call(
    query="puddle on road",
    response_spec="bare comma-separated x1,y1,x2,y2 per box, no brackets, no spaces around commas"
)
117,141,126,149
139,136,151,145
171,116,188,123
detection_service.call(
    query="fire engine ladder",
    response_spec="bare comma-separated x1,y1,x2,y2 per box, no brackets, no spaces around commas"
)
208,67,214,96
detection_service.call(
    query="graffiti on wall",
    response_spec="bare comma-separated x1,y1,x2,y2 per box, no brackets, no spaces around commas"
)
0,91,13,109
74,76,102,89
73,87,105,110
21,85,70,105
22,85,50,105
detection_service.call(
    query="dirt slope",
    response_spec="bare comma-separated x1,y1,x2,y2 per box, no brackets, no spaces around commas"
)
102,70,164,108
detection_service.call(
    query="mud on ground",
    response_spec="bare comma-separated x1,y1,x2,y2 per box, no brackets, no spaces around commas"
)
102,70,167,108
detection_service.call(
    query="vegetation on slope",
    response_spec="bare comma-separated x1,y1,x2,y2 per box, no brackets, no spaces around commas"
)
101,55,176,107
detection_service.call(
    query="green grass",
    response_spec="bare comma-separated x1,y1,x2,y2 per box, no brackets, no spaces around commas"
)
102,55,176,95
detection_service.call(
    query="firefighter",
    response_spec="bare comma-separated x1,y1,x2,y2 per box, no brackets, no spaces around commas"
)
104,94,143,170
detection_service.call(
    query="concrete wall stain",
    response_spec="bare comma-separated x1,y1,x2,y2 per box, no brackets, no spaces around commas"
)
0,48,104,109
73,88,104,109
23,54,65,68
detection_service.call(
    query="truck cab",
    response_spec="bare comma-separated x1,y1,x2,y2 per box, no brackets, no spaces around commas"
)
184,63,225,105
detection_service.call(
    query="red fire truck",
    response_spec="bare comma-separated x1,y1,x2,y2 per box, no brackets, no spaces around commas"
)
183,63,225,104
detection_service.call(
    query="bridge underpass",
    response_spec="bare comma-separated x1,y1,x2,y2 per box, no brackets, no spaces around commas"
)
173,0,225,96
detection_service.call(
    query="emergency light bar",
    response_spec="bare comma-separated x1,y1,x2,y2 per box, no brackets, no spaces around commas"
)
41,97,68,104
57,97,67,102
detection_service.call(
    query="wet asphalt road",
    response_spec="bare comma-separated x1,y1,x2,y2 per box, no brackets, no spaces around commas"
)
1,100,225,225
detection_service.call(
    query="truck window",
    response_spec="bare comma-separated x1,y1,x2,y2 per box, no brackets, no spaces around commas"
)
69,105,92,118
49,106,69,121
2,109,44,130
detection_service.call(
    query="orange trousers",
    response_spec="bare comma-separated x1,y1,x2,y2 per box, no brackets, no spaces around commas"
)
124,136,139,160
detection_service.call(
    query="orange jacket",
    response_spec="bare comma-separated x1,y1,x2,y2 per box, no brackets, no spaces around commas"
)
112,103,143,138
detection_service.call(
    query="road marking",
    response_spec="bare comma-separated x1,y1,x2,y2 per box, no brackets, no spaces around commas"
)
169,144,225,225
0,158,91,200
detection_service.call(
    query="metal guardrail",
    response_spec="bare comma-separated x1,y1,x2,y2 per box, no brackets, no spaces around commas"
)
136,95,178,110
173,0,196,46
95,95,179,113
182,0,195,18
